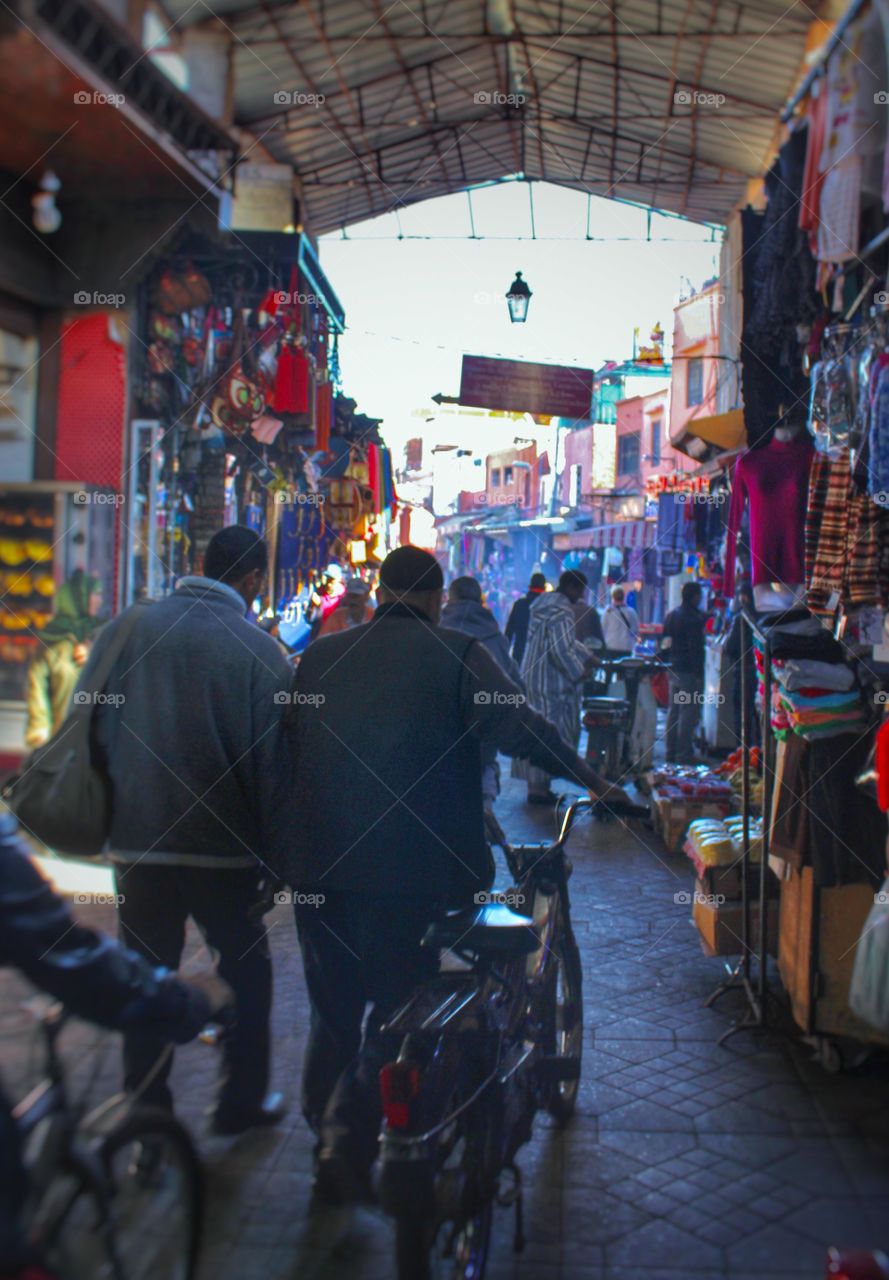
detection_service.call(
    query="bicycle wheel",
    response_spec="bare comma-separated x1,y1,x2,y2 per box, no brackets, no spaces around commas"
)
451,1200,493,1280
545,917,584,1123
98,1108,203,1280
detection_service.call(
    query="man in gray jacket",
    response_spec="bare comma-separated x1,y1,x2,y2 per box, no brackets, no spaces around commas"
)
80,526,293,1133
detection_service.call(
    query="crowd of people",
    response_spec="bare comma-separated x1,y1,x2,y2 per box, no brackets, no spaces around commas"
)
4,529,754,1267
3,529,633,1267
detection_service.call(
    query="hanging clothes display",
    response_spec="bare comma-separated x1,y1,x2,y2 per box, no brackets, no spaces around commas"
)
806,447,889,611
723,432,814,599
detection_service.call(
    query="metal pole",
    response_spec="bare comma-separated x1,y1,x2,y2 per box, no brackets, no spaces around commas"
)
739,612,752,986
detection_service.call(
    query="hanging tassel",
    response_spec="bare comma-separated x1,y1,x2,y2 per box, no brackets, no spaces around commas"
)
273,344,309,414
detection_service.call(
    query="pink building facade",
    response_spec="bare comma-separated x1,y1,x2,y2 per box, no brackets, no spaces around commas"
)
669,283,721,446
615,386,693,490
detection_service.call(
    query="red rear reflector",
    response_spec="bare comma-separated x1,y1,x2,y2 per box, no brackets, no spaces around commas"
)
380,1061,421,1129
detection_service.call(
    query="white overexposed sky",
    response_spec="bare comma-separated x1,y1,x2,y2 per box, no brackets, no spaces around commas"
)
319,180,723,465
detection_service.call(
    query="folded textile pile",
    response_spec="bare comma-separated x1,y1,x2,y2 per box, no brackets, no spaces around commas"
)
754,633,866,740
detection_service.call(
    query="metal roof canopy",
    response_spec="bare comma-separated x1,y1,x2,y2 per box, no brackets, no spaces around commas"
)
164,0,821,234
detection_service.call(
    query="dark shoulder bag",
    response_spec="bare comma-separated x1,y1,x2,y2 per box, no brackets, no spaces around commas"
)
5,603,149,860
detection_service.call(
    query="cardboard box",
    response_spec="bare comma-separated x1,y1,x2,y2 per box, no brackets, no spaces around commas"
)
692,890,778,957
652,789,733,853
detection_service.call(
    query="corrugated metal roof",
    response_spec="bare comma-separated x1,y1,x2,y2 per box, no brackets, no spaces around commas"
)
169,0,820,232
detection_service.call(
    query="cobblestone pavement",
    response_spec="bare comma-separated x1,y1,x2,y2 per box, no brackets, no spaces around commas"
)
3,774,889,1280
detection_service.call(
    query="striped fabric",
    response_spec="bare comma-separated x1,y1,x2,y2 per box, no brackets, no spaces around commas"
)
806,448,889,611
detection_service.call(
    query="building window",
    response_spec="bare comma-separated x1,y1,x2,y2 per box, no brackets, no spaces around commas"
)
490,468,501,486
570,464,582,505
503,466,513,485
687,358,704,407
617,432,640,476
650,417,661,465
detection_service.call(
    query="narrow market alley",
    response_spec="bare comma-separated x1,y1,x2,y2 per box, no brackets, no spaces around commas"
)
3,772,888,1280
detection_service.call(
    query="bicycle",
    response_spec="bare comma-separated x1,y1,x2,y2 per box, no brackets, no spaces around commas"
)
377,794,649,1280
13,1004,203,1280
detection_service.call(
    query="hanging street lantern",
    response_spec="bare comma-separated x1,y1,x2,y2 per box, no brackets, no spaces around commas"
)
506,271,532,324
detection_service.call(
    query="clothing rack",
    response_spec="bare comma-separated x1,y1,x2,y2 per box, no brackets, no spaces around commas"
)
706,608,777,1043
779,0,868,122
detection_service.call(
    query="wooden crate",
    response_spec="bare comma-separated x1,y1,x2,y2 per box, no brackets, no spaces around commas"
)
652,788,733,854
778,865,889,1045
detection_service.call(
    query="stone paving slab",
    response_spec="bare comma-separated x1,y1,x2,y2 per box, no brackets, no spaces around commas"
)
3,773,889,1279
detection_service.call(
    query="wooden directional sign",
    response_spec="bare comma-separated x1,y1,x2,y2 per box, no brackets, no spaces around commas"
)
459,355,594,419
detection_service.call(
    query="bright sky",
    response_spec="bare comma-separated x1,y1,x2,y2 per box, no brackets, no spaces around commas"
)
319,180,723,463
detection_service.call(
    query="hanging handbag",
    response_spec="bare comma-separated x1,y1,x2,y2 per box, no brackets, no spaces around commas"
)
4,602,150,859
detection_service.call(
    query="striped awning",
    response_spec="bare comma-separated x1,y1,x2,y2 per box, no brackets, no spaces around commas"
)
554,520,657,552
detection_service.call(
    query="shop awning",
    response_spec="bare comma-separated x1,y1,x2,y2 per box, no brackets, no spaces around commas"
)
554,520,656,551
671,409,747,458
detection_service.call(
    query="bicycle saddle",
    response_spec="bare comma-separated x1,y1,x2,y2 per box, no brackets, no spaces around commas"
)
424,903,540,956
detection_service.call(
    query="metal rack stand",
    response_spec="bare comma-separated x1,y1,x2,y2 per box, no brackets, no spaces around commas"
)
705,609,777,1044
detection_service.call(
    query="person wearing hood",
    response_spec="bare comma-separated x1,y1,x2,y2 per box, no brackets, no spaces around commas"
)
514,570,593,805
441,576,523,806
25,570,104,749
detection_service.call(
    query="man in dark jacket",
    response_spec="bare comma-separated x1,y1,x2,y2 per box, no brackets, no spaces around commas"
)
281,546,631,1201
79,525,293,1133
505,572,547,664
662,581,707,762
0,810,218,1272
441,575,523,806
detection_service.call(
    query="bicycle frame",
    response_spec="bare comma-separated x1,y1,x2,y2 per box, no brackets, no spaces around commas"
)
378,798,590,1228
